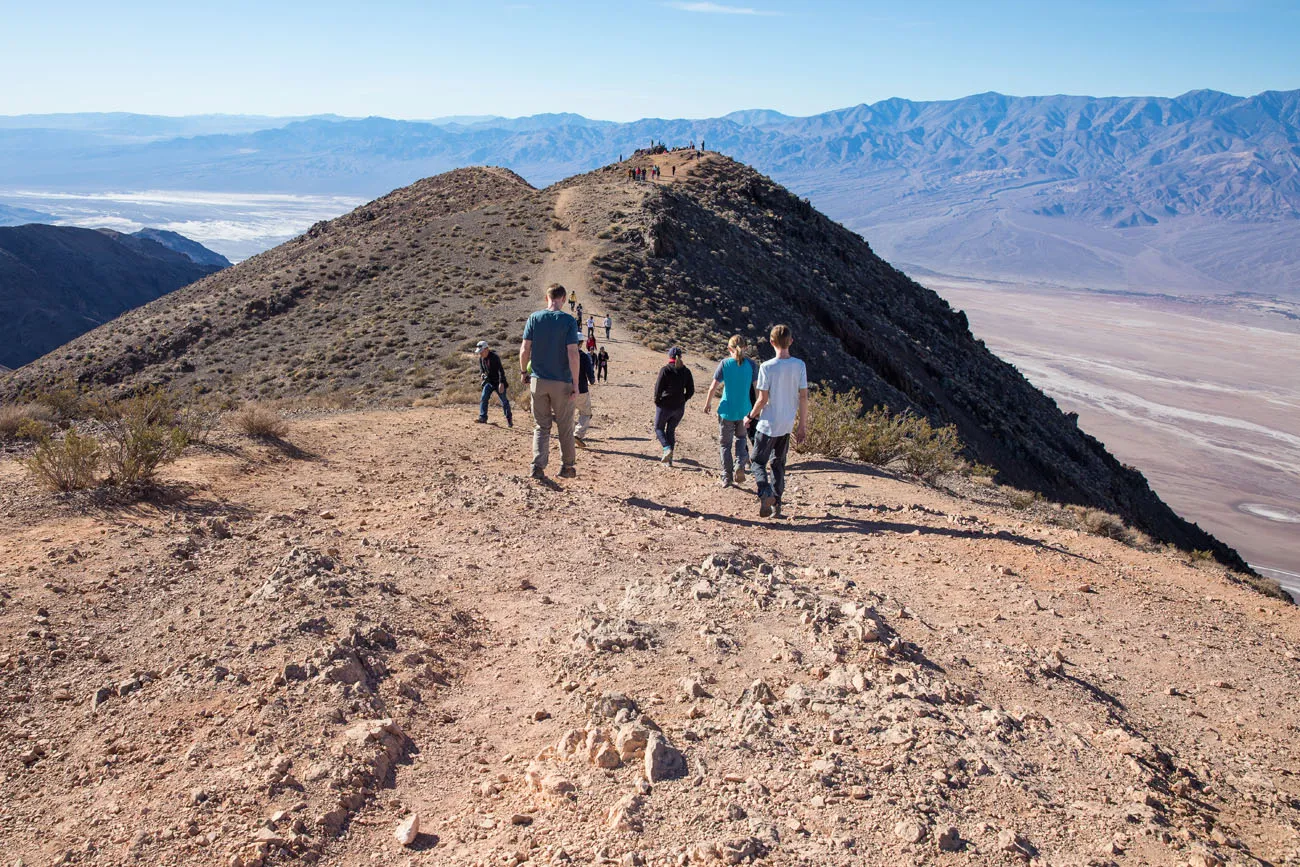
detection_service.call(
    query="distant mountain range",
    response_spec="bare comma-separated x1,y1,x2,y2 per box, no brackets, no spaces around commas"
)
1,89,1297,295
0,225,229,368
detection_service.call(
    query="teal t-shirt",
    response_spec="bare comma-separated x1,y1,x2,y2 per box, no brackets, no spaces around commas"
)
522,309,580,382
713,356,757,421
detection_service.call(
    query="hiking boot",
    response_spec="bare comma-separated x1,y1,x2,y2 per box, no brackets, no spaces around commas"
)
506,417,514,428
559,465,577,479
575,437,587,449
475,417,487,424
734,466,748,485
660,447,672,464
719,479,733,488
530,466,545,480
772,502,784,519
759,495,776,518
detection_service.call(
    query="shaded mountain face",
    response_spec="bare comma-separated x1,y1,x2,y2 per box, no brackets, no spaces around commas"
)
0,225,227,368
0,203,54,226
0,159,1247,570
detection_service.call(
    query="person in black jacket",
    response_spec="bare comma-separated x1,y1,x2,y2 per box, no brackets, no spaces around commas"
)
476,340,513,427
575,347,596,447
653,346,694,466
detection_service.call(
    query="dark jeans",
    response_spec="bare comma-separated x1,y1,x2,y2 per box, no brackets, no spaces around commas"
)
654,405,685,449
751,432,790,502
604,326,611,339
479,382,512,422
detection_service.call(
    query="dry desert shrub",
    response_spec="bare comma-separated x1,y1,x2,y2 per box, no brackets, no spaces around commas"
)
799,386,964,483
1072,506,1130,540
234,403,290,439
98,391,189,485
0,403,55,440
1000,485,1043,510
24,427,101,491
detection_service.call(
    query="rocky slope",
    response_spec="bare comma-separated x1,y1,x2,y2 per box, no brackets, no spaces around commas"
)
0,224,228,368
0,156,1248,569
0,332,1296,867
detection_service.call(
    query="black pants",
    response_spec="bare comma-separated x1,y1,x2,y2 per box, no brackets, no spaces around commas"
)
654,405,685,449
751,432,790,502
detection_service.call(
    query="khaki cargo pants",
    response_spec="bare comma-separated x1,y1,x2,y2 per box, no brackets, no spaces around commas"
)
530,376,576,472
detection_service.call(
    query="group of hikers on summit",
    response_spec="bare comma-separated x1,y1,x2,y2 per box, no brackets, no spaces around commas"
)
490,282,808,518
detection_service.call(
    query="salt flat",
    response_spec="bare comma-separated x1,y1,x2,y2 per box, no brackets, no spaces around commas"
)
935,278,1300,595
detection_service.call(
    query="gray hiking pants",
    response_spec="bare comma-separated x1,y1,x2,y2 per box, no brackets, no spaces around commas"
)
530,377,576,472
718,418,749,482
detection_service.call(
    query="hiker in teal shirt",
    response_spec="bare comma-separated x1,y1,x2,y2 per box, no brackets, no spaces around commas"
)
703,335,759,487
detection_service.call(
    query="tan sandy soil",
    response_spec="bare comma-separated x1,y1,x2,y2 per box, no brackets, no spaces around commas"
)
2,183,1299,867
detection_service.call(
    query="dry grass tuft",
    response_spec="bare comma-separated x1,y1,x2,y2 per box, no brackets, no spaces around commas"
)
233,404,290,439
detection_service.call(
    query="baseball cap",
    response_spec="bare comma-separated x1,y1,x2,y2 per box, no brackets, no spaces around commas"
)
475,340,489,351
667,347,683,360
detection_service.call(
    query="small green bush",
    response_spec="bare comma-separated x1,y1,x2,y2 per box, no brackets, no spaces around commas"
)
854,407,909,466
897,415,964,483
799,385,864,458
1,404,55,440
24,427,102,491
100,393,189,485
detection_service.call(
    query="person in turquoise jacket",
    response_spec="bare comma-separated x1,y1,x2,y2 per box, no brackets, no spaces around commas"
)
702,334,759,487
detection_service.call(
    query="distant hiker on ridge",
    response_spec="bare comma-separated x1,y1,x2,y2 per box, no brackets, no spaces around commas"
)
703,334,758,487
744,325,808,518
653,346,694,467
475,340,513,427
586,315,596,339
521,284,581,480
597,346,609,382
568,289,577,311
603,314,612,339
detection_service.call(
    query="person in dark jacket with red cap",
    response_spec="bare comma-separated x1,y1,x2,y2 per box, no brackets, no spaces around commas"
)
652,346,694,466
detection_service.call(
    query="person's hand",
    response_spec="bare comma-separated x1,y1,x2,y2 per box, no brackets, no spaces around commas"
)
569,388,578,401
498,385,506,397
794,421,807,445
703,403,712,415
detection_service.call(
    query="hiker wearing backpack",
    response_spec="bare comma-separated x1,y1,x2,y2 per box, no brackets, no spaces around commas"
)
703,335,757,487
743,324,808,518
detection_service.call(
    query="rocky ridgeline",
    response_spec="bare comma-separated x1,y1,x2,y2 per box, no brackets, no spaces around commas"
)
572,156,1245,570
408,553,1248,867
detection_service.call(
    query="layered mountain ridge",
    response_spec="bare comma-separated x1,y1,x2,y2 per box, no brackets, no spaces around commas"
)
1,155,1247,571
0,224,229,368
3,88,1297,294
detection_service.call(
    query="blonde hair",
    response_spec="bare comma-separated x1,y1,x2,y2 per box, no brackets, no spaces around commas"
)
727,335,747,352
769,324,793,349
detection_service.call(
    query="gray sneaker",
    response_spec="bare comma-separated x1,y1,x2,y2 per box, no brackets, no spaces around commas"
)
759,495,776,518
734,466,748,485
530,466,545,480
559,465,577,479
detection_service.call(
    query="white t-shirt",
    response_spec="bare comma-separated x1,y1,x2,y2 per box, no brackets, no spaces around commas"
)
756,356,808,437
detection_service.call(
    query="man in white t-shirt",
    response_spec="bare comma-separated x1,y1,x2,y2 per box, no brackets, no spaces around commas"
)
743,324,808,518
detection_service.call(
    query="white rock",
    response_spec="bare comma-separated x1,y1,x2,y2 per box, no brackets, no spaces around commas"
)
395,814,419,846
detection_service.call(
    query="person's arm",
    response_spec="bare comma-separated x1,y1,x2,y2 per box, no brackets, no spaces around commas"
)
683,369,695,403
703,379,721,413
519,340,532,381
567,344,580,399
653,367,667,407
795,388,809,444
749,389,770,420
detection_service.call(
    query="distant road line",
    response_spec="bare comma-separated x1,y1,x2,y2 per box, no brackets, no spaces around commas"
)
1252,564,1300,602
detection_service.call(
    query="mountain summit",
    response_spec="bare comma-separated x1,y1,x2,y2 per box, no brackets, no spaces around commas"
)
1,155,1246,569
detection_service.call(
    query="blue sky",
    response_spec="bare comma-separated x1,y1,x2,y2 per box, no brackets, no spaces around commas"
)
4,0,1298,120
